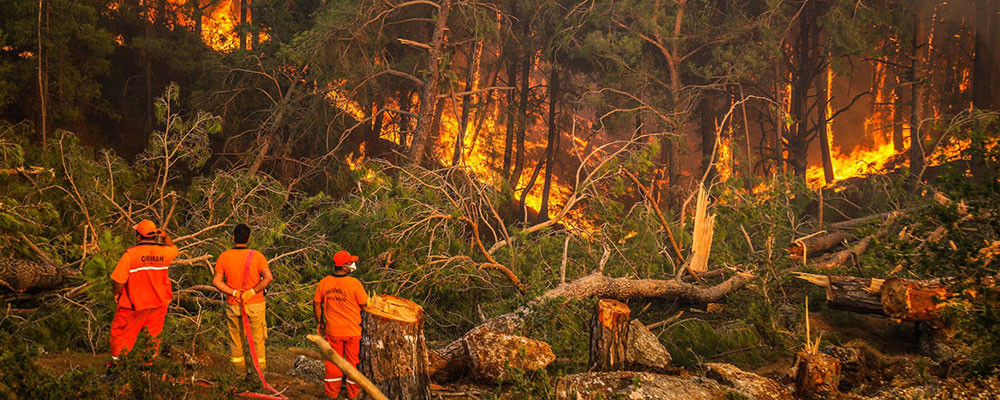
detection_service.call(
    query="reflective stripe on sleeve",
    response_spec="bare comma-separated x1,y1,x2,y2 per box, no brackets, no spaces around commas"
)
129,266,169,273
323,378,342,382
345,379,357,385
230,357,244,363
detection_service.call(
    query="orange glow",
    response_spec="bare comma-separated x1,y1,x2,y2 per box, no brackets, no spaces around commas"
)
716,134,733,182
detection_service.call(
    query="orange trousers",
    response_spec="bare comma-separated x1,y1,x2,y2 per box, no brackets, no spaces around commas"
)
323,335,361,399
109,305,167,360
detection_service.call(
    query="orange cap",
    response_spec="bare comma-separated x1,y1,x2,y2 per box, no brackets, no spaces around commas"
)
333,250,359,266
133,219,159,236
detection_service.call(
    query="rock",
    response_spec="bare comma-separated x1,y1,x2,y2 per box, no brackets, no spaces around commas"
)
464,329,555,383
706,362,794,400
554,371,738,400
286,355,324,381
626,320,672,372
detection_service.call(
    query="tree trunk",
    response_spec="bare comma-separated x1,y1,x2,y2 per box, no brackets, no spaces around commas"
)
193,1,202,38
407,0,452,166
0,258,63,293
36,0,47,147
510,55,532,185
368,100,385,157
700,95,717,182
892,84,904,152
589,299,630,372
452,44,478,166
502,61,517,178
538,65,559,221
910,4,926,178
793,351,841,400
817,62,834,184
880,277,949,322
359,295,431,400
238,0,247,51
706,363,794,400
788,231,851,257
398,91,412,147
973,0,998,110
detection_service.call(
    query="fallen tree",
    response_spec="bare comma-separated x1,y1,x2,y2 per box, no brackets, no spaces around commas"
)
429,269,751,382
0,258,64,292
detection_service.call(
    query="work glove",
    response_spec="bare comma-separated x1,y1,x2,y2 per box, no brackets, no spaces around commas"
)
240,288,256,302
231,289,243,302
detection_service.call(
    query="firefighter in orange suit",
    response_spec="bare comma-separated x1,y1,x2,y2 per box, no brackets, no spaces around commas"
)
314,250,369,399
212,223,273,372
108,219,178,364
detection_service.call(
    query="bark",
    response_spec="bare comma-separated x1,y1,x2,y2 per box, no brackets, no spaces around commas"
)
788,0,821,177
538,65,559,221
398,91,413,146
0,258,63,292
880,278,950,322
555,371,731,400
910,4,926,178
464,330,555,383
589,299,630,372
795,273,887,315
793,351,841,400
193,1,202,38
705,363,793,400
788,231,851,257
407,0,452,166
626,319,672,372
359,295,431,400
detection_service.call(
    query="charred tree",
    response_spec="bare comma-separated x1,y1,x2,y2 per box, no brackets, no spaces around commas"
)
589,299,630,371
510,55,532,185
359,294,431,400
407,0,452,166
502,61,518,177
817,58,834,184
893,84,905,152
398,91,413,147
452,43,479,166
238,0,247,51
700,95,718,183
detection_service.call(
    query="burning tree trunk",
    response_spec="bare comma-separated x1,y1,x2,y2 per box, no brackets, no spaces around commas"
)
893,84,905,152
589,299,630,371
700,95,718,182
510,54,532,185
407,0,452,166
359,295,431,400
398,90,413,147
538,64,560,221
238,0,247,51
502,61,517,177
452,42,479,166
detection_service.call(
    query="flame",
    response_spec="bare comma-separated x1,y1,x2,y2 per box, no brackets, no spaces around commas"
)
716,134,733,181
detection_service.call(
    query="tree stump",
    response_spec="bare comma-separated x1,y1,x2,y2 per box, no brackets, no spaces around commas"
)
880,277,950,321
359,294,430,400
793,351,841,400
589,299,630,371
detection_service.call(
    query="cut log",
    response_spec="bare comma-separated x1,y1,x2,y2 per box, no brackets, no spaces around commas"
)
880,278,949,322
554,371,732,400
431,270,750,382
705,362,794,400
626,320,672,372
789,231,851,257
793,351,841,400
590,299,630,371
464,329,555,383
359,294,431,400
794,273,887,315
0,258,63,292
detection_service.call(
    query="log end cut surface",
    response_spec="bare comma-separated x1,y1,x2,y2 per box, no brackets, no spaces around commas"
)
880,278,948,322
365,294,423,323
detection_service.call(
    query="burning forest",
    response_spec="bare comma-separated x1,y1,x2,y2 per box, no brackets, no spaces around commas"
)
2,0,1000,399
